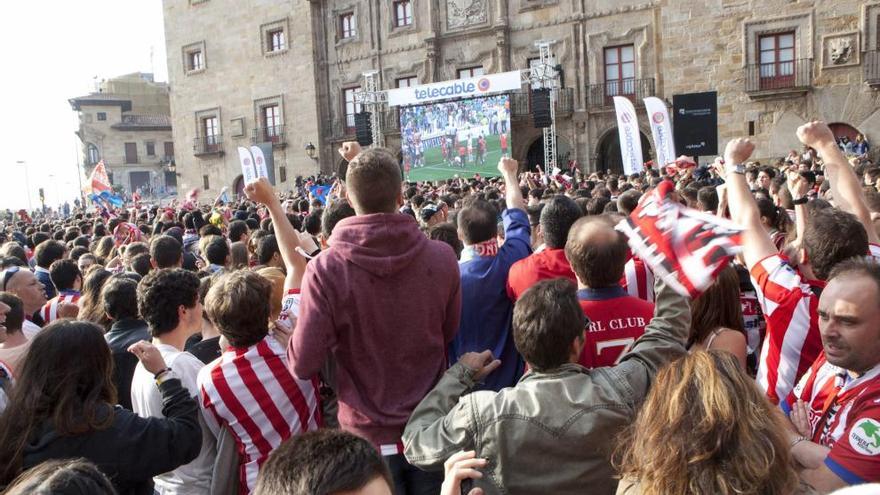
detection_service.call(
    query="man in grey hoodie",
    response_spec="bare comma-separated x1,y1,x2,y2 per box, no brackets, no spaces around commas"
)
289,144,462,495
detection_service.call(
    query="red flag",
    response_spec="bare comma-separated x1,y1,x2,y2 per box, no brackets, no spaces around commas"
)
615,181,743,298
89,161,112,193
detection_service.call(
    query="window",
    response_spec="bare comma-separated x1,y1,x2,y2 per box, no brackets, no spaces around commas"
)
183,42,207,73
340,12,357,39
124,142,138,164
279,166,287,183
268,29,285,52
203,175,210,190
396,76,418,88
343,87,362,130
164,141,174,158
758,32,795,86
145,142,156,156
87,144,100,165
202,116,219,144
97,112,107,121
263,104,281,138
604,45,635,97
189,50,203,71
393,0,413,27
458,67,485,79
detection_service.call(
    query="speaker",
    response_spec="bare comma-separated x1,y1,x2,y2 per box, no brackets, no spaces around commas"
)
354,112,373,146
531,88,552,128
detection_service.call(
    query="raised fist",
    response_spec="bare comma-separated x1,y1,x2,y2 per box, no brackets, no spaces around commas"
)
243,177,276,206
498,157,519,176
338,141,362,162
723,138,755,166
796,121,835,150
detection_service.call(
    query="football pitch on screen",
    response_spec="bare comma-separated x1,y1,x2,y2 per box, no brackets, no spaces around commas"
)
406,134,506,182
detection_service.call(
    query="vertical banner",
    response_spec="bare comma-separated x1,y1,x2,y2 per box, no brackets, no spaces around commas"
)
252,143,276,185
249,146,270,179
613,96,644,176
643,97,676,168
237,147,258,185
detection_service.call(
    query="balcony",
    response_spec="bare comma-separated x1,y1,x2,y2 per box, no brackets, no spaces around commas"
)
252,125,287,146
866,50,880,88
510,88,576,118
745,59,812,98
193,135,224,156
587,78,655,110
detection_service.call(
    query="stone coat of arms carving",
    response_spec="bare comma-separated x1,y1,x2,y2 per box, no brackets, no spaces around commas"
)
446,0,487,29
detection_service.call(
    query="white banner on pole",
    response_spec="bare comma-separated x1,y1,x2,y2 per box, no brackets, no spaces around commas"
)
613,96,644,176
237,147,258,185
643,96,676,168
249,146,270,178
387,70,522,107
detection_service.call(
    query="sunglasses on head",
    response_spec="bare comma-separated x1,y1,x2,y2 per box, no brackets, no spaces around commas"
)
0,266,21,291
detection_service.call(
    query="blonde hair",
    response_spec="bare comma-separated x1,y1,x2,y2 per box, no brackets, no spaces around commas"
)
615,351,799,495
256,267,285,322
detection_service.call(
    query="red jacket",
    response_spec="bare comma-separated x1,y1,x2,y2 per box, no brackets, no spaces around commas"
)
506,248,576,301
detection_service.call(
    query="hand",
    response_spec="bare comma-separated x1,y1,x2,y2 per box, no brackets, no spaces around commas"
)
789,399,813,438
786,170,810,199
338,141,362,162
458,350,501,382
498,157,518,176
796,121,835,150
723,138,755,167
440,451,487,495
243,177,277,206
57,303,79,319
128,340,168,375
272,311,296,347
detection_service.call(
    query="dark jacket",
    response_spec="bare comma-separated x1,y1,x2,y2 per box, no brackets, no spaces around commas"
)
22,378,202,495
105,319,151,410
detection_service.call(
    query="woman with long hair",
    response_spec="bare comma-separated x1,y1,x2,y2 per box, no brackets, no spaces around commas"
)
615,351,801,495
687,265,748,369
77,268,113,331
0,320,201,494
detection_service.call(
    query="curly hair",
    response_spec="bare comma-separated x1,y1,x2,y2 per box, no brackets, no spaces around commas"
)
614,351,799,495
137,268,200,336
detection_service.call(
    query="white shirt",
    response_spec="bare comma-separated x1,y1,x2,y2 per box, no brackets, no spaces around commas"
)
130,343,215,495
22,319,42,340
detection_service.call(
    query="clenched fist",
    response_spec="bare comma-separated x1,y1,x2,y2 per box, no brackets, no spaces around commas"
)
796,121,835,150
338,141,362,162
497,157,519,176
723,138,755,167
243,177,277,206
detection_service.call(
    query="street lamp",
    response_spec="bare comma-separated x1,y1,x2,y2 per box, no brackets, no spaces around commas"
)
304,142,317,160
15,160,33,211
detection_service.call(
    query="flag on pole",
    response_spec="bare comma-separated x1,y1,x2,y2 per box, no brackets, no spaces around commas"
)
613,97,644,176
309,185,331,205
88,160,112,193
615,181,743,298
643,97,677,169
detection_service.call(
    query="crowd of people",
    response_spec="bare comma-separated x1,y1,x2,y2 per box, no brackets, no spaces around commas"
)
0,121,878,495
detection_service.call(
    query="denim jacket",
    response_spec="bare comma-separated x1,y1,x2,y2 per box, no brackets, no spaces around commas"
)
403,280,691,495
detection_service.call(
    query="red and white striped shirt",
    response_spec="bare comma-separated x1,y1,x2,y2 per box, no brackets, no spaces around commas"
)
621,255,655,303
751,245,880,404
197,335,320,494
40,291,80,324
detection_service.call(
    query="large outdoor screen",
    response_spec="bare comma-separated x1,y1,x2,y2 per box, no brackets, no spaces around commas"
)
398,94,511,182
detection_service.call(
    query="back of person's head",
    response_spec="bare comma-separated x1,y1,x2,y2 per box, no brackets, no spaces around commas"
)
0,292,25,334
256,235,280,266
69,245,89,262
254,429,392,495
0,320,115,485
429,223,463,260
201,235,230,266
256,267,285,321
346,147,402,214
228,220,248,243
688,265,745,347
585,196,610,216
512,278,584,372
150,235,182,268
457,199,498,245
321,200,356,239
34,240,65,269
199,224,223,238
77,268,113,329
539,195,583,249
615,350,799,495
130,253,152,277
803,208,868,280
206,270,271,348
137,268,200,336
0,242,27,266
229,241,249,270
696,186,718,213
616,189,641,216
49,259,81,292
123,241,149,262
565,215,628,288
304,209,323,236
4,458,116,495
102,277,139,322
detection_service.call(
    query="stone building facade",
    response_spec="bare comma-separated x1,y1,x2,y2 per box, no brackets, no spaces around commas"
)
70,73,177,196
163,0,880,188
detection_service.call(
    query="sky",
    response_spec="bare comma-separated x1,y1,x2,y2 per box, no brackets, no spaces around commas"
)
0,0,167,210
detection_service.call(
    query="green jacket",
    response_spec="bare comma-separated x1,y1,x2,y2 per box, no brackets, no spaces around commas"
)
403,281,691,495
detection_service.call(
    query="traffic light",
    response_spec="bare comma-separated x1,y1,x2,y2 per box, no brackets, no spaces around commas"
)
38,188,45,203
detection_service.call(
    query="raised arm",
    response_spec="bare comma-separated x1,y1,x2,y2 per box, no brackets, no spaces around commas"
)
797,121,880,245
243,178,307,290
498,157,525,211
716,138,778,269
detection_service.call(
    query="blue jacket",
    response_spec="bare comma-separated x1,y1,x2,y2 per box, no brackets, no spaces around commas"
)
451,208,531,391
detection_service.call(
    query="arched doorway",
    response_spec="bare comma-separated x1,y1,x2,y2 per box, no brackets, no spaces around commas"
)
233,175,244,199
525,136,572,172
595,128,652,175
829,122,863,142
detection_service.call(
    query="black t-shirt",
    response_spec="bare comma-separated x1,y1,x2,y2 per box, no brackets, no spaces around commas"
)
188,336,222,365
